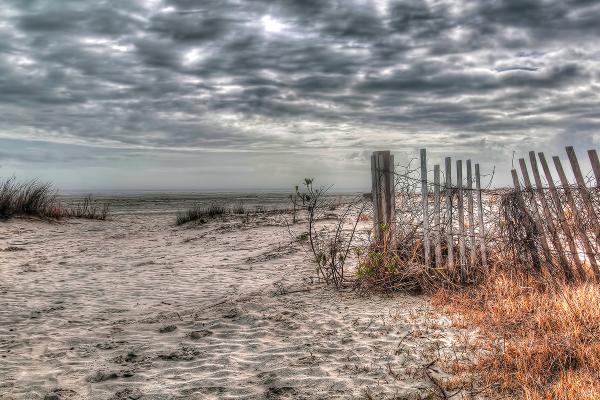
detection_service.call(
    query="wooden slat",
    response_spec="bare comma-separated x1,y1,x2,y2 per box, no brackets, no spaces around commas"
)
529,153,586,279
420,149,430,266
518,158,556,275
511,169,542,271
553,155,600,279
566,146,600,247
588,149,600,187
475,164,487,270
457,160,467,280
445,157,454,268
434,164,442,268
466,160,476,267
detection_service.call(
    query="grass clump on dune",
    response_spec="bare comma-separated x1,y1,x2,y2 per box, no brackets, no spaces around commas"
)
176,204,227,225
0,178,61,219
65,194,109,220
0,177,109,221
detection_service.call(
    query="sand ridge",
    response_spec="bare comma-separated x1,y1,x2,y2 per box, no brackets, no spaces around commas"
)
1,210,475,399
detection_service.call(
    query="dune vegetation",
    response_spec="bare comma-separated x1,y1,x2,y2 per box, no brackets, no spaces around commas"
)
0,177,108,221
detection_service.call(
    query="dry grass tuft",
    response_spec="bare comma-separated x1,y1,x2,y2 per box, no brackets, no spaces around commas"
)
65,195,109,220
0,177,61,219
176,204,227,225
433,274,600,399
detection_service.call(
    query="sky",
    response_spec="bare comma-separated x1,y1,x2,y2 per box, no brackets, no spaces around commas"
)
0,0,599,191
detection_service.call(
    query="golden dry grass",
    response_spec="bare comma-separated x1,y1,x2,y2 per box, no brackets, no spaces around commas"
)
433,274,600,400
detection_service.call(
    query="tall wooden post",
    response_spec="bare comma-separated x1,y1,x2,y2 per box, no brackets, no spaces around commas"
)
420,149,430,266
445,157,454,268
434,165,442,268
371,151,395,245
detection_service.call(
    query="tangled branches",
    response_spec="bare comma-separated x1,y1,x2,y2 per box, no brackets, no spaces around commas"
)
293,179,367,289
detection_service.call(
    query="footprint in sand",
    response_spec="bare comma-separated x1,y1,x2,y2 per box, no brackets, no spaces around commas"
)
188,329,213,340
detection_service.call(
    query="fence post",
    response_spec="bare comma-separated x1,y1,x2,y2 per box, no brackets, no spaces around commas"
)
420,149,430,266
445,157,454,268
588,149,600,187
528,151,574,281
371,153,382,239
566,146,600,246
538,152,586,280
466,160,476,267
511,169,542,271
457,160,467,280
371,151,395,244
475,164,487,270
518,158,555,275
434,164,442,268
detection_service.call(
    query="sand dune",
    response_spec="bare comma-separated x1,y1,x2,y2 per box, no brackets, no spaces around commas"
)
1,208,474,399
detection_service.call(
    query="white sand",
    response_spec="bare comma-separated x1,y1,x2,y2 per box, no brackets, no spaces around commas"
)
1,210,474,399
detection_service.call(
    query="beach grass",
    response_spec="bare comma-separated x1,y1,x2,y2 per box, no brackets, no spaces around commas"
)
0,177,109,220
176,204,227,225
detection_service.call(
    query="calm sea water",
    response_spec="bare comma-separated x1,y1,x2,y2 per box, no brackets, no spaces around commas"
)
56,192,363,215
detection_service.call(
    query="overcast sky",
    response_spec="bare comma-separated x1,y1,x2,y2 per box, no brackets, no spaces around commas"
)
1,0,599,191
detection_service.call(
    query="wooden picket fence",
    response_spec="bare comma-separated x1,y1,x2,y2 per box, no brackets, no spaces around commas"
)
371,146,600,281
371,149,488,281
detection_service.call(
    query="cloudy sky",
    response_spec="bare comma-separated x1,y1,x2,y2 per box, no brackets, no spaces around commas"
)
1,0,599,190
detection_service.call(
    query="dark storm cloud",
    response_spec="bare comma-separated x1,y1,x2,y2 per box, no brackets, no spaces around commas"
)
0,0,598,174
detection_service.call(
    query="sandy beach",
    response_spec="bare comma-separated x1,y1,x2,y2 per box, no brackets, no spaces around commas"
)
1,195,473,399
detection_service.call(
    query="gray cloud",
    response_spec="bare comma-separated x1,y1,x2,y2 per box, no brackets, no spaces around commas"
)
0,0,598,188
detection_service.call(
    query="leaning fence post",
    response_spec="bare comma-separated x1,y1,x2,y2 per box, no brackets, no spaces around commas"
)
445,157,454,268
566,146,600,247
518,158,555,275
434,164,442,268
553,155,600,279
475,164,487,270
538,152,586,280
588,149,600,187
528,151,574,281
511,169,542,271
420,149,430,266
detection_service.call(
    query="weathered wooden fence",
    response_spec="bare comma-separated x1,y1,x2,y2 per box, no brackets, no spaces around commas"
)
511,147,600,281
371,146,600,281
371,149,488,280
